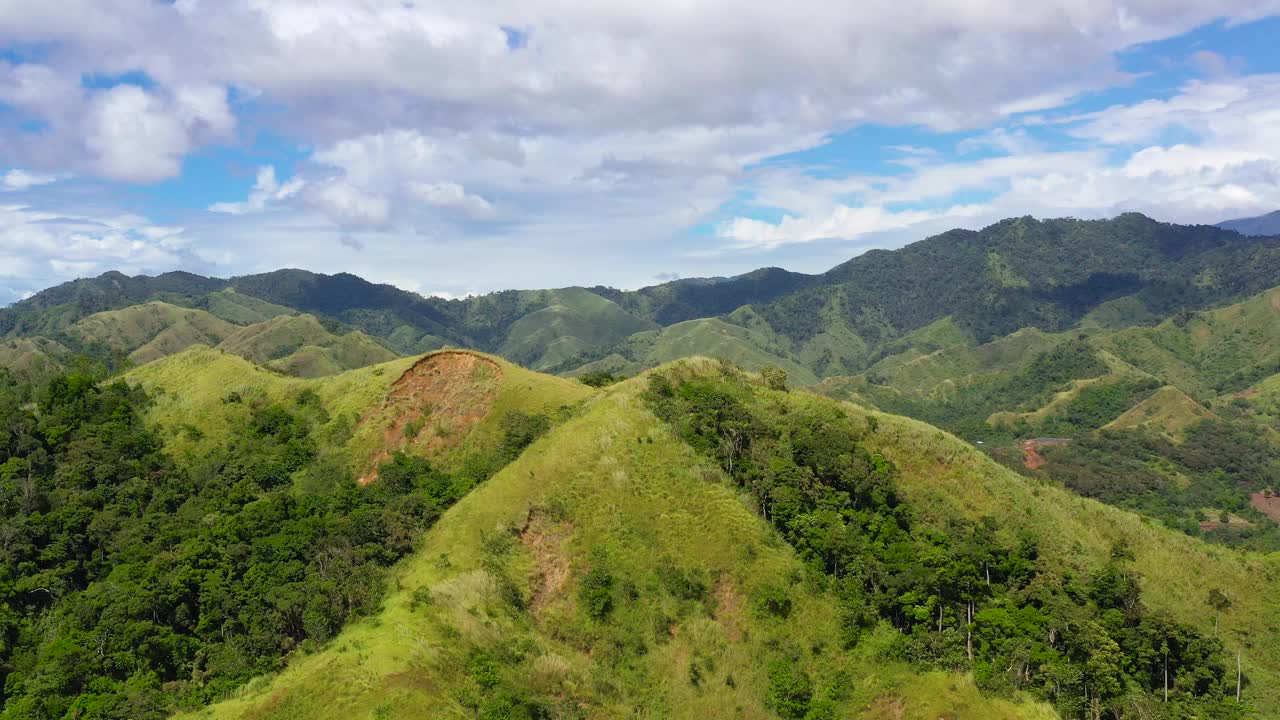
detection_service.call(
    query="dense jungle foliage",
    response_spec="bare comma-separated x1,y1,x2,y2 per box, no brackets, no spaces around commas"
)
0,370,549,719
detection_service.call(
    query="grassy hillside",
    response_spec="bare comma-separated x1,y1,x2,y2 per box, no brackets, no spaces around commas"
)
568,316,820,386
0,336,72,385
123,347,591,477
1093,287,1280,401
175,357,1280,719
215,314,400,377
181,361,1053,720
1103,385,1217,440
65,301,238,364
853,399,1280,712
497,288,657,370
199,288,297,325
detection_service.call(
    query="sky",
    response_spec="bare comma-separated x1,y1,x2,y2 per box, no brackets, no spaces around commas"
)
2,1,1280,304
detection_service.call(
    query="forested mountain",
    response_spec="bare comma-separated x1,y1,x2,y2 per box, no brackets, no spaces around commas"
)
1218,210,1280,236
6,214,1280,547
4,213,1280,717
5,214,1280,384
2,352,1274,719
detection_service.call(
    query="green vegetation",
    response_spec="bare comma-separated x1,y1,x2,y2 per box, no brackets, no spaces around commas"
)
0,354,566,718
180,359,1055,720
4,214,1280,718
644,363,1252,718
216,314,399,378
8,214,1280,387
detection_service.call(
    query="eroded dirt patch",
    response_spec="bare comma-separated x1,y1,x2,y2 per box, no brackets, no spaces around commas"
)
358,351,501,484
1251,490,1280,523
1019,438,1070,471
519,507,573,616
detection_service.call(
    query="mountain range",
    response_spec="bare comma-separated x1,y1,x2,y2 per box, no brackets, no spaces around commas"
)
3,212,1280,719
1218,210,1280,237
6,213,1280,385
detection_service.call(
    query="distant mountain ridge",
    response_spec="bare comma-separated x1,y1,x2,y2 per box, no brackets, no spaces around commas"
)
1218,209,1280,236
5,213,1280,383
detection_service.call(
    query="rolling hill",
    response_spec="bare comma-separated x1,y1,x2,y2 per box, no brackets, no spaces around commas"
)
6,213,1280,387
161,357,1278,719
3,331,1277,718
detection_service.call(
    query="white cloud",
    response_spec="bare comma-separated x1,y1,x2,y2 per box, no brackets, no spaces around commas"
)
405,181,495,218
308,181,392,229
3,2,1280,298
210,166,306,214
1,169,59,191
0,203,207,303
82,84,234,182
717,74,1280,248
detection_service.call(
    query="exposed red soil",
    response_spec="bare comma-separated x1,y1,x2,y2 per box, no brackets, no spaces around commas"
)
1234,387,1260,399
1251,490,1280,523
358,351,501,484
1199,515,1254,531
1019,438,1070,471
519,507,573,617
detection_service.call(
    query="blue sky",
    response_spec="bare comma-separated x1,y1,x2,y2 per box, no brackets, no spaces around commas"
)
2,2,1279,304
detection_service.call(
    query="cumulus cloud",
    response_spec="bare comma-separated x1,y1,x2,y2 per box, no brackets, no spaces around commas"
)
0,203,207,303
82,84,234,182
2,2,1280,298
1,169,59,191
210,166,306,214
308,181,392,229
405,181,495,219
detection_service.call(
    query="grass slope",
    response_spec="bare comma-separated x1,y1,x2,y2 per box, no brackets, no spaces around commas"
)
497,288,658,371
599,316,819,384
1103,385,1218,440
66,301,238,364
848,399,1280,712
1093,287,1280,401
123,347,592,477
216,314,400,377
0,336,72,384
180,364,1052,720
199,288,298,325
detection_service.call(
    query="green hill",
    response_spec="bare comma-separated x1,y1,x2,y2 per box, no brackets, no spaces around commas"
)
180,359,1055,720
570,316,819,385
64,301,238,364
8,214,1280,385
0,336,73,385
198,288,297,325
496,288,658,370
215,314,401,377
173,359,1278,720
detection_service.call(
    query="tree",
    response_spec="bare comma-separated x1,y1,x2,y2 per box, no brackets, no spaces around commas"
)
1207,588,1231,635
761,367,788,392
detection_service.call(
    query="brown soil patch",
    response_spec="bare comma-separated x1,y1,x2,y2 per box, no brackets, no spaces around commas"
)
519,507,573,616
1018,438,1070,471
1251,491,1280,523
1199,513,1254,531
358,351,501,484
1234,387,1260,399
712,575,744,642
